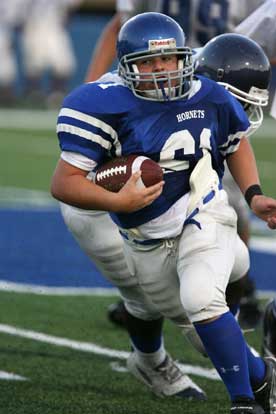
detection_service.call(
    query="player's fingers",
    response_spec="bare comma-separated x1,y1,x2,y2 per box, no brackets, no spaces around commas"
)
144,180,165,195
143,185,164,205
129,171,142,182
267,216,276,230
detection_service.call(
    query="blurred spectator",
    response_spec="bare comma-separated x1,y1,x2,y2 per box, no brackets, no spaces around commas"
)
21,0,82,108
234,0,276,118
0,0,31,106
228,0,265,28
85,0,266,82
85,0,192,82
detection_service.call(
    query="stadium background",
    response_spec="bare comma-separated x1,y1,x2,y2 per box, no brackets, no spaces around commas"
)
1,2,274,294
0,3,275,413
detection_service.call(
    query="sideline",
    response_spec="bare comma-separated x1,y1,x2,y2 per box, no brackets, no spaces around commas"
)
0,323,219,381
0,109,58,130
1,109,276,137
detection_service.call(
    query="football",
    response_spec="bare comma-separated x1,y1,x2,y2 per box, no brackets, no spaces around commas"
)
95,155,163,192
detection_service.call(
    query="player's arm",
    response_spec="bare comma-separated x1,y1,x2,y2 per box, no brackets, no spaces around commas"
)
226,137,260,192
84,12,122,82
226,137,276,229
51,158,164,213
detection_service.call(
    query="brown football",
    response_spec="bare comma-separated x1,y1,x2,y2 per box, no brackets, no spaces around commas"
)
95,155,163,192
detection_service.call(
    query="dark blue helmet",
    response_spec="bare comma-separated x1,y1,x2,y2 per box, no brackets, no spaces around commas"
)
117,12,193,101
194,33,271,135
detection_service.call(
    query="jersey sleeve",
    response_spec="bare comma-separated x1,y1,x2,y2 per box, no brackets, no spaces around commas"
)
217,92,250,158
56,83,119,166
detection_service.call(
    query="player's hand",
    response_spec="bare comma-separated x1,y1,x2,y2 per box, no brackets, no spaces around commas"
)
114,171,164,213
251,195,276,229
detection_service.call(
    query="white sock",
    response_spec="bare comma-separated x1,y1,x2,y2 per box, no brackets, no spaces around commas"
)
132,341,166,369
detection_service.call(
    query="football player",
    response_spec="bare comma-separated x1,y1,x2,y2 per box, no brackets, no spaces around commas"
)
51,13,276,413
88,0,267,330
193,32,271,324
262,299,276,358
107,31,272,329
233,0,276,354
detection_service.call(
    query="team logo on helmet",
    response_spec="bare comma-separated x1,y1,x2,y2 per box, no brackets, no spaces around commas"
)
148,38,176,51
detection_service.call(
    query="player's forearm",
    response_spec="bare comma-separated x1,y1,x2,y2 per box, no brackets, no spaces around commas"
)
51,159,118,211
226,137,260,194
52,175,119,211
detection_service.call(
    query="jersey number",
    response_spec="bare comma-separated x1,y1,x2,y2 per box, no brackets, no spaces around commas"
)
159,128,211,171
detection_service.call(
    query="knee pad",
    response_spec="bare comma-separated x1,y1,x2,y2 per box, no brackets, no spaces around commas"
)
179,262,228,322
179,263,216,316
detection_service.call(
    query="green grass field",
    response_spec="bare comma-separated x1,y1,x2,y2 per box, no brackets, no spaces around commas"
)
0,291,267,414
0,110,275,195
0,110,275,413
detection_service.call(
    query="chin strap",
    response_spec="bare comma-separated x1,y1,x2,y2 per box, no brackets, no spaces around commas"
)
159,81,170,101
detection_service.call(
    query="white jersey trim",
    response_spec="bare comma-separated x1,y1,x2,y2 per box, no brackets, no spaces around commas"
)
58,107,119,142
61,151,97,171
57,123,112,150
219,131,247,157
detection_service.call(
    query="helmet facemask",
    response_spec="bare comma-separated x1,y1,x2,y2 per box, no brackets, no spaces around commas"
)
219,82,269,135
118,47,193,101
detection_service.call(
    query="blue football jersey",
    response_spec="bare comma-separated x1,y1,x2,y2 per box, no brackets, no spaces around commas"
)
57,73,250,229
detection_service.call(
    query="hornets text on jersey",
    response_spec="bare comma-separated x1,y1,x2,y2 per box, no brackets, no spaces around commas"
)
56,73,250,232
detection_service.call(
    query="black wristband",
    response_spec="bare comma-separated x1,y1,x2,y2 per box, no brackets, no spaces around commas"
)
244,184,263,207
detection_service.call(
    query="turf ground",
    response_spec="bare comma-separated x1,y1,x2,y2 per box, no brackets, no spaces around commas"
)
0,292,265,414
0,109,275,413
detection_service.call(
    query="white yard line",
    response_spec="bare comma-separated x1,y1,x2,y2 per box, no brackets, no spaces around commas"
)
0,280,274,297
0,371,27,381
0,323,219,381
0,280,119,296
250,237,276,254
0,186,57,208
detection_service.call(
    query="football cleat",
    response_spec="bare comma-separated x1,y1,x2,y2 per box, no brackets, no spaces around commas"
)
262,300,276,358
239,297,263,330
127,352,207,400
107,300,127,328
254,357,276,414
231,398,264,414
238,279,263,329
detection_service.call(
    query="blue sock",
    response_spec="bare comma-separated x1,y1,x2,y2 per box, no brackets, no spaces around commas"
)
246,345,266,388
194,311,253,401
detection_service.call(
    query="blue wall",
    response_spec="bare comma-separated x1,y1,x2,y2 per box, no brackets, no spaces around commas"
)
0,207,275,291
69,13,115,88
14,13,114,95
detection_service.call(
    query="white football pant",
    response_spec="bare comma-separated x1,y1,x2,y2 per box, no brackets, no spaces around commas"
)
60,200,249,324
